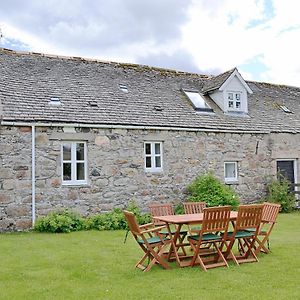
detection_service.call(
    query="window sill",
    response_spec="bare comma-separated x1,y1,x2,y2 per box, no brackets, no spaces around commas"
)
62,182,90,188
225,180,239,185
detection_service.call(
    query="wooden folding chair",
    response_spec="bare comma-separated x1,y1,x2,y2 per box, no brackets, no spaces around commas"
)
225,204,264,265
183,202,206,234
188,206,232,271
149,203,188,255
123,210,171,272
246,202,281,254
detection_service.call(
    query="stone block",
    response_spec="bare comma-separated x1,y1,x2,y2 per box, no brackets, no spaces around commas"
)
18,126,32,133
0,192,12,204
95,136,110,147
15,219,32,230
6,205,29,218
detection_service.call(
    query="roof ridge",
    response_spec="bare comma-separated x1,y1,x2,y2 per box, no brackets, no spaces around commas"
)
247,79,300,90
0,47,209,78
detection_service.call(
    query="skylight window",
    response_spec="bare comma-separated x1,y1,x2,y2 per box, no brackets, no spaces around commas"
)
88,101,98,107
49,97,61,106
119,84,128,93
183,90,213,112
279,105,292,113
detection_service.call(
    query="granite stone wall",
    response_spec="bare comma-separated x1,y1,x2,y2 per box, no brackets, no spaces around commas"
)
0,125,299,231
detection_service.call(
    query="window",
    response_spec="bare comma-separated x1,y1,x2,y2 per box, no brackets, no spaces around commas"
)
224,162,238,183
49,97,61,106
62,142,88,185
227,92,242,110
144,142,163,172
119,84,128,93
183,90,213,112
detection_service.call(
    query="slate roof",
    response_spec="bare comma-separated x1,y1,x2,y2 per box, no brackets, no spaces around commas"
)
0,48,299,133
201,68,235,93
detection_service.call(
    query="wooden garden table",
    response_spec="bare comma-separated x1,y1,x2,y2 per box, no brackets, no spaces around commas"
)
153,211,238,267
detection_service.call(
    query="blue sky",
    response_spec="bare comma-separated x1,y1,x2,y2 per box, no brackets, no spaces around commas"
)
1,0,300,86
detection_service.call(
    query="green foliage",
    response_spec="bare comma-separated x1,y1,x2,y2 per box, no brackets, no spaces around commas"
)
86,208,127,230
35,201,151,233
34,210,85,233
266,177,295,213
187,172,240,208
174,203,184,215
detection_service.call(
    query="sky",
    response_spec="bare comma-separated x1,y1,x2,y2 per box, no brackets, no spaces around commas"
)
1,0,300,86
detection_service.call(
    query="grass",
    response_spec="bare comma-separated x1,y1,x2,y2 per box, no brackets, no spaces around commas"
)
0,212,299,300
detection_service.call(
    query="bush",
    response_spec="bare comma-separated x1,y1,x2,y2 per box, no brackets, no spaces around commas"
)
34,201,151,233
86,201,151,231
34,210,85,233
187,172,240,208
265,177,295,213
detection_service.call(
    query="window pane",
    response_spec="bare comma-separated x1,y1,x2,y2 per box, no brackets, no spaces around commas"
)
63,163,71,181
77,163,85,180
155,143,161,154
63,144,71,160
228,93,233,100
228,101,234,108
184,91,211,109
236,102,241,109
76,143,85,160
146,157,152,168
225,163,236,178
145,143,151,155
236,93,240,100
155,156,161,168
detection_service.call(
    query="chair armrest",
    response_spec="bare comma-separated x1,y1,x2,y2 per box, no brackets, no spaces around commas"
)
141,225,166,234
139,222,154,229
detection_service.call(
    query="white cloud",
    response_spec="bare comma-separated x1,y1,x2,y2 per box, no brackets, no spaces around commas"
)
181,0,300,85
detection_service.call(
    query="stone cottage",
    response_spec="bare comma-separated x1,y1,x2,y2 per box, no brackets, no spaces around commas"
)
0,48,299,231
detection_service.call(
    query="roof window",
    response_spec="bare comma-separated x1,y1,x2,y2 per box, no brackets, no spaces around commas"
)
183,90,213,112
279,105,292,113
88,101,98,107
49,97,61,106
119,84,128,93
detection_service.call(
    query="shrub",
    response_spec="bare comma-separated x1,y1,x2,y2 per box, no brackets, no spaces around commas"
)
85,208,127,231
265,177,295,213
34,210,85,233
34,201,151,233
86,201,151,231
187,172,240,208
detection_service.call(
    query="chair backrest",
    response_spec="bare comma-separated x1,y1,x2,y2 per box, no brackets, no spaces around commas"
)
123,210,141,236
201,206,231,234
183,202,206,214
149,203,174,226
262,202,281,223
236,204,264,231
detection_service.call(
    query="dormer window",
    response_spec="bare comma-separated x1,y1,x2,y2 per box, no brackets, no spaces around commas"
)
227,92,242,110
183,90,213,112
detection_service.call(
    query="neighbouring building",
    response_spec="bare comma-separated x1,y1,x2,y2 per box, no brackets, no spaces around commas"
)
0,48,299,231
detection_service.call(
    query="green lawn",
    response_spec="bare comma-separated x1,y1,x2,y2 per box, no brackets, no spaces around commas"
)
0,212,299,300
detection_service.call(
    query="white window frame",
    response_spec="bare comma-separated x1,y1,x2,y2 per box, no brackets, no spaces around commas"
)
227,91,242,111
144,142,163,172
224,161,238,183
61,141,88,185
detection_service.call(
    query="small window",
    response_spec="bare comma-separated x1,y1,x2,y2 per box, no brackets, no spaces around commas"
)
49,97,61,106
62,142,88,185
119,84,128,93
183,90,213,112
227,92,242,111
279,105,292,113
224,162,238,183
144,142,163,172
